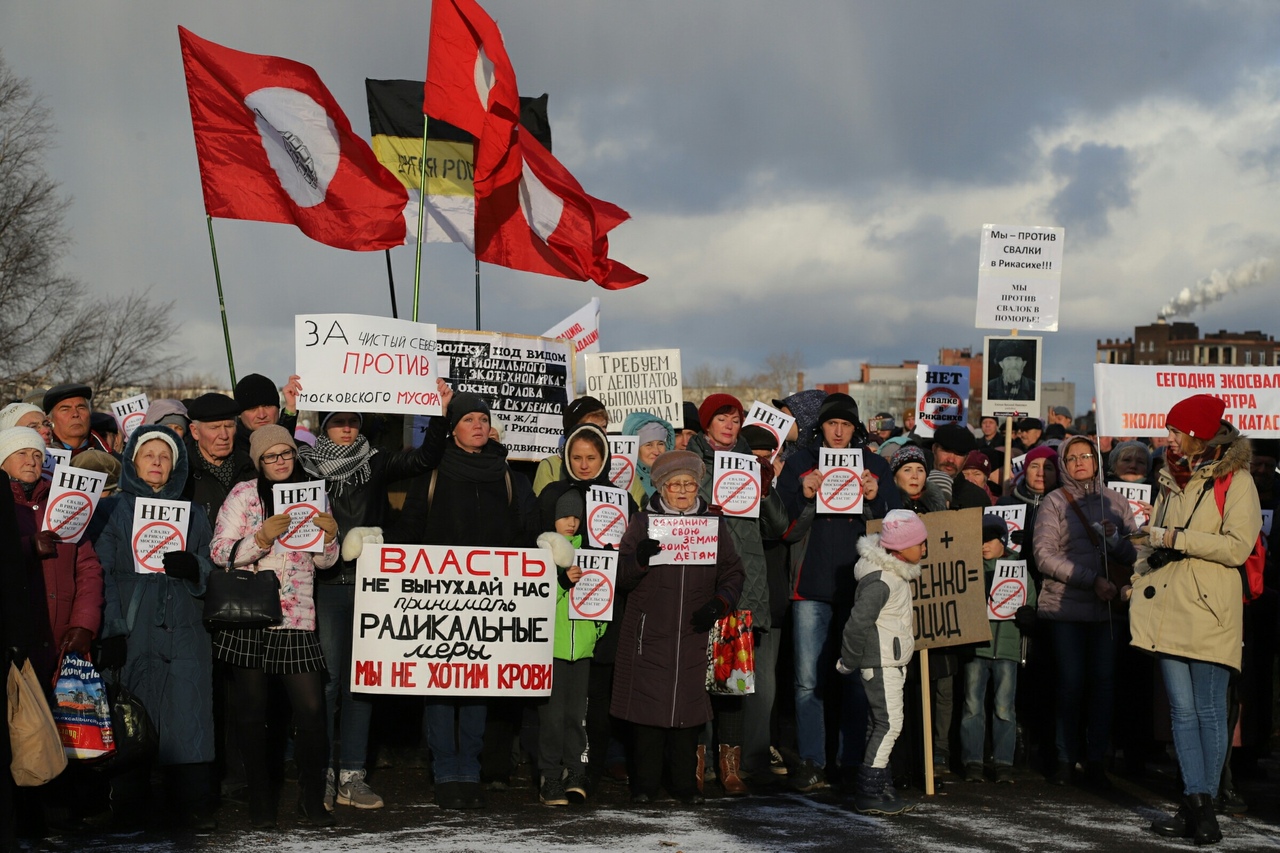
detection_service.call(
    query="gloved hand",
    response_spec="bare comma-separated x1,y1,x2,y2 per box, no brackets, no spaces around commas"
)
926,469,954,505
635,538,662,566
315,511,339,544
759,460,775,497
1013,605,1038,632
689,596,729,633
256,513,292,548
163,550,201,581
92,635,128,670
34,530,60,559
61,627,93,660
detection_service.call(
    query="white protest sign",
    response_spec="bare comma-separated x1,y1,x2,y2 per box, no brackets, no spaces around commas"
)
569,549,617,622
111,393,150,441
351,545,556,696
43,447,71,481
1009,453,1027,480
648,516,718,566
987,560,1029,621
742,401,794,461
1094,363,1280,438
586,486,629,549
713,452,761,518
295,313,441,416
607,436,639,491
914,365,970,439
543,297,601,356
1263,509,1273,537
817,447,864,515
984,505,1027,553
1108,481,1152,529
273,480,329,553
41,464,107,545
975,224,1064,332
131,498,190,574
583,349,683,430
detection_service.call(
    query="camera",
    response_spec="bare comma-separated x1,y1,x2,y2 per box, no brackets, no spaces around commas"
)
1146,548,1184,570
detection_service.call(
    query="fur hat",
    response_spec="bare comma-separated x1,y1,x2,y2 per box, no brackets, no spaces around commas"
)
649,450,705,491
0,427,45,464
698,393,745,431
1166,394,1226,440
249,424,297,470
880,509,928,551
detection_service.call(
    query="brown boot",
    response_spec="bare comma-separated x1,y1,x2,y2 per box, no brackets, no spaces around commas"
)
695,744,705,794
719,744,748,796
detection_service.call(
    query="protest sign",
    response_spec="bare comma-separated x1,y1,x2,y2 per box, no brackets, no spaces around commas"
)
1263,509,1273,537
742,402,794,461
914,366,970,439
543,297,601,356
869,507,991,650
586,486,629,549
1094,363,1280,438
1108,481,1152,529
983,335,1043,419
41,464,107,545
817,447,863,515
350,545,557,697
111,393,149,441
713,452,761,518
975,224,1064,332
296,313,440,416
583,349,683,429
987,560,1029,621
1009,453,1027,480
984,504,1027,553
437,329,573,461
43,447,70,481
131,498,191,574
607,436,639,491
569,549,617,622
273,480,328,553
649,516,718,566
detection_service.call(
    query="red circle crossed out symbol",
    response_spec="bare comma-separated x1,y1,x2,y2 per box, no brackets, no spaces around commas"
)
989,578,1025,618
588,504,626,545
919,386,963,431
610,457,635,489
132,521,186,572
46,491,93,538
281,505,324,550
713,470,760,515
819,467,864,512
122,411,145,435
572,569,614,619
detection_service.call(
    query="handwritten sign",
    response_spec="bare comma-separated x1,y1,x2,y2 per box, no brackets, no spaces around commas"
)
543,297,600,356
1094,363,1280,438
607,436,639,491
131,498,190,574
975,224,1064,332
742,401,794,462
987,560,1028,621
583,349,683,430
41,464,107,544
984,504,1027,553
648,515,718,566
586,485,629,549
1108,481,1152,529
296,313,440,416
351,545,557,697
273,480,328,553
914,365,970,439
111,393,150,441
713,451,761,518
817,447,864,515
569,549,617,621
43,447,71,481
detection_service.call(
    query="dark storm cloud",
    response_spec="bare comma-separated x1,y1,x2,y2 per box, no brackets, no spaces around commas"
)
1047,143,1136,241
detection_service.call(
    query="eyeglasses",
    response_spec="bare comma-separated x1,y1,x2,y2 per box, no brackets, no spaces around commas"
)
1064,453,1095,465
260,449,296,464
664,481,699,492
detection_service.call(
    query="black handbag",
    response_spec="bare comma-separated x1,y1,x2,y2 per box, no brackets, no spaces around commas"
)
94,678,158,773
203,542,284,632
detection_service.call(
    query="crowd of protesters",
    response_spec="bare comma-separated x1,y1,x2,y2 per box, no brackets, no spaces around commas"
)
0,373,1275,848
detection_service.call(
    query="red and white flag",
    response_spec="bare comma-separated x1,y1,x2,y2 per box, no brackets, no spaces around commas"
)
180,26,410,251
424,0,645,289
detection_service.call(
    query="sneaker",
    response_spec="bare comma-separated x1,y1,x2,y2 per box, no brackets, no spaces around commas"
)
791,760,827,793
324,769,336,812
963,763,985,783
770,746,788,776
337,770,385,810
539,778,569,807
564,772,589,804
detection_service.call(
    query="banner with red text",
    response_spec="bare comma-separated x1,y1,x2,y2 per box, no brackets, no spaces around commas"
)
1094,364,1280,438
295,314,440,416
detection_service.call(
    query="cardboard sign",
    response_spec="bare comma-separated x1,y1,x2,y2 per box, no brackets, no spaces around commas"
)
111,393,150,441
43,447,71,481
131,498,190,574
742,401,795,461
295,313,441,416
586,486,629,549
350,545,557,697
583,349,683,430
1108,481,1152,529
273,480,329,553
41,464,107,545
817,447,864,515
975,224,1064,332
914,366,970,439
1262,509,1273,537
987,560,1028,621
648,516,718,566
607,436,639,491
713,451,761,518
543,297,601,356
1094,363,1280,438
437,329,573,461
983,335,1043,419
869,507,991,651
569,549,617,621
984,505,1027,553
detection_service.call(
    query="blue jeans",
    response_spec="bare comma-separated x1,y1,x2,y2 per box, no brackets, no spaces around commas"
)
423,700,487,783
960,658,1018,766
316,583,375,772
1050,620,1115,765
1160,656,1230,797
792,599,868,769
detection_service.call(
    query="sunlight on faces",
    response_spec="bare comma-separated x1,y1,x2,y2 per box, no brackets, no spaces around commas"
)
580,411,609,430
933,444,965,477
2,447,43,484
675,429,698,451
260,444,296,482
241,404,279,431
894,461,926,499
134,438,174,490
568,436,604,480
453,412,490,452
892,540,927,565
708,412,741,447
191,419,235,463
16,412,53,446
982,538,1004,560
50,397,90,444
1063,447,1098,481
1025,458,1055,493
822,418,854,449
662,475,699,511
555,515,580,537
639,439,665,467
325,413,361,447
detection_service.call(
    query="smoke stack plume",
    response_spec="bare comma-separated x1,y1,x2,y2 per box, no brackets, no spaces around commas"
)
1158,257,1275,319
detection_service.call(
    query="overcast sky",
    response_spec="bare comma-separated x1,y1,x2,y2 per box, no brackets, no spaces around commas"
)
5,1,1280,413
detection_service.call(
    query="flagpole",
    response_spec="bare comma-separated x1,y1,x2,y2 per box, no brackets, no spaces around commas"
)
205,216,237,387
411,115,430,322
385,250,399,319
475,256,482,330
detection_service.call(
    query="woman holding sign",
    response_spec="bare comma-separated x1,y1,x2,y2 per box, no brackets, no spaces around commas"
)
95,425,215,829
210,425,340,828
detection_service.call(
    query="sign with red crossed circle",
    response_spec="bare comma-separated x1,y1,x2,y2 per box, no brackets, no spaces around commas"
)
130,498,191,574
713,451,760,518
817,447,864,515
986,560,1028,621
41,464,107,545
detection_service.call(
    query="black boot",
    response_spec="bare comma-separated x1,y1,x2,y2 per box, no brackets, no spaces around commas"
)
1150,797,1193,838
854,765,909,816
295,725,334,828
1189,793,1222,845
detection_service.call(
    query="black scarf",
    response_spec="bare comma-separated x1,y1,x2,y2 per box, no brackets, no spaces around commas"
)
196,450,238,492
437,440,509,484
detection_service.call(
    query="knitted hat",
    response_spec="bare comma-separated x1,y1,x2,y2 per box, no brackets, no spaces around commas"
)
932,423,976,455
649,450,705,491
554,488,585,520
0,427,45,464
963,450,992,476
249,424,297,470
563,396,607,430
187,393,242,423
817,393,860,427
982,515,1009,544
1024,444,1059,468
73,449,121,494
144,398,190,428
0,402,42,431
637,421,667,446
319,411,363,432
890,444,927,475
131,429,180,464
681,401,702,433
880,509,928,551
234,373,279,410
1166,394,1226,440
698,393,744,431
741,424,779,453
43,383,93,414
448,392,490,430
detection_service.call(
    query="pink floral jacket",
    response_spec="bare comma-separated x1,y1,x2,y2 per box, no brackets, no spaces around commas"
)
210,481,338,631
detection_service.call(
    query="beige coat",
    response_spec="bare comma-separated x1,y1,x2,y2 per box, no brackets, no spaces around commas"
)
1129,429,1260,672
